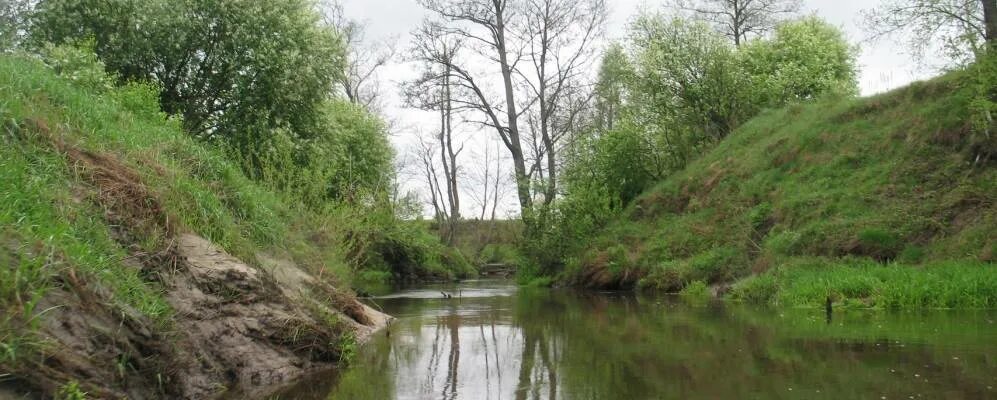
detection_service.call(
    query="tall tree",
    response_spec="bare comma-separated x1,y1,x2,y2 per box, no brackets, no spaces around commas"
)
414,0,608,221
32,0,345,153
413,0,533,219
593,43,632,132
674,0,802,46
521,0,607,206
864,0,993,62
741,16,859,105
406,26,464,243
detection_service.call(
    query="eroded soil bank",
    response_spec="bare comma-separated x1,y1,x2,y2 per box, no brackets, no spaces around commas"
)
5,232,390,400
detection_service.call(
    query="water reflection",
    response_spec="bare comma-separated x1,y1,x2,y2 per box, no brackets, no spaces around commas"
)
278,280,997,400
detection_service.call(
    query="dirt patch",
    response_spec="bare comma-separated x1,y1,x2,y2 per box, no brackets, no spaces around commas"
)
19,234,391,400
161,234,390,399
573,251,645,290
19,270,176,399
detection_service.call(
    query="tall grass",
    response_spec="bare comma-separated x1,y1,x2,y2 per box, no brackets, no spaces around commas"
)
730,259,997,309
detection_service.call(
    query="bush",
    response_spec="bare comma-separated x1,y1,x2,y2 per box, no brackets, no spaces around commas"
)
687,246,744,283
856,228,901,261
729,274,779,304
679,280,711,303
39,40,114,92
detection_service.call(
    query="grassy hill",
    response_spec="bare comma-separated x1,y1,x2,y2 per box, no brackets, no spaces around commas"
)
563,74,996,309
0,53,463,397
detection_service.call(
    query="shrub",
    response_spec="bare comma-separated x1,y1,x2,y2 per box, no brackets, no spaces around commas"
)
730,273,779,304
856,228,901,261
679,280,711,303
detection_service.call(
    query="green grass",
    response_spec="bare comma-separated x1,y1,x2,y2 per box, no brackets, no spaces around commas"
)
564,71,996,308
678,280,711,304
730,259,997,309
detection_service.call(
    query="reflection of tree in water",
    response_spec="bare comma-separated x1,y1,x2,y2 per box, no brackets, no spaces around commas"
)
315,289,997,400
442,311,460,400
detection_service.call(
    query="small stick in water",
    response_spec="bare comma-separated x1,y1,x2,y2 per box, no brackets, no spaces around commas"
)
825,295,833,324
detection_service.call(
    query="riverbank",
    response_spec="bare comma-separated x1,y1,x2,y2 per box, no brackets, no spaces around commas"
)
0,54,408,398
554,73,995,308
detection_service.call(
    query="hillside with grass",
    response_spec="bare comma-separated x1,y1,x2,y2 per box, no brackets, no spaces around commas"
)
561,74,996,309
0,53,471,398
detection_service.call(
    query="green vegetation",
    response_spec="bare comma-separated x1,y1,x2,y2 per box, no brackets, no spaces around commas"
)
508,0,997,309
0,33,468,398
731,261,997,309
553,72,995,307
447,219,524,266
526,14,861,273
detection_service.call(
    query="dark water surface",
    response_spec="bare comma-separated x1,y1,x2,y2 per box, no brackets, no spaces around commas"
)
278,280,996,400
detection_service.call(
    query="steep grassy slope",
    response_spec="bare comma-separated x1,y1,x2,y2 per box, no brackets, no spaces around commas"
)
565,75,996,308
0,55,405,397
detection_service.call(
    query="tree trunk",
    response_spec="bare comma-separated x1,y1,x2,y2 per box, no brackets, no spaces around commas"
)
494,2,534,220
984,0,997,49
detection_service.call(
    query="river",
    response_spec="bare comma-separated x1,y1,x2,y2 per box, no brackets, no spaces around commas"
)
277,279,996,399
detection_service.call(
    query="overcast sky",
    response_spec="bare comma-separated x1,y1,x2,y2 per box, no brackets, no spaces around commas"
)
339,0,940,218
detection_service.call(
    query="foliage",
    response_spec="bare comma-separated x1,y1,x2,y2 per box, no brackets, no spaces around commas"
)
0,0,31,50
593,43,632,131
37,39,114,92
241,100,394,208
531,14,859,274
0,54,470,382
57,381,88,400
629,15,752,148
31,0,348,185
339,204,476,285
741,16,859,105
679,280,711,303
965,50,996,163
557,67,995,303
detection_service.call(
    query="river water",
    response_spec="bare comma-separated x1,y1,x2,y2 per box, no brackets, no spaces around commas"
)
278,280,996,400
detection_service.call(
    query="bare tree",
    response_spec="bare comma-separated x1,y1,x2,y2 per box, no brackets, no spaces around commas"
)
864,0,994,62
466,138,511,221
406,28,466,244
324,1,398,110
414,0,608,223
415,133,450,226
521,0,607,206
674,0,802,46
412,1,535,220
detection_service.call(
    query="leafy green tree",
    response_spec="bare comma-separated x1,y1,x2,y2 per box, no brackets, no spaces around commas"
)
246,100,394,208
628,14,753,161
1,0,31,50
741,16,859,106
594,43,633,132
32,0,345,174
